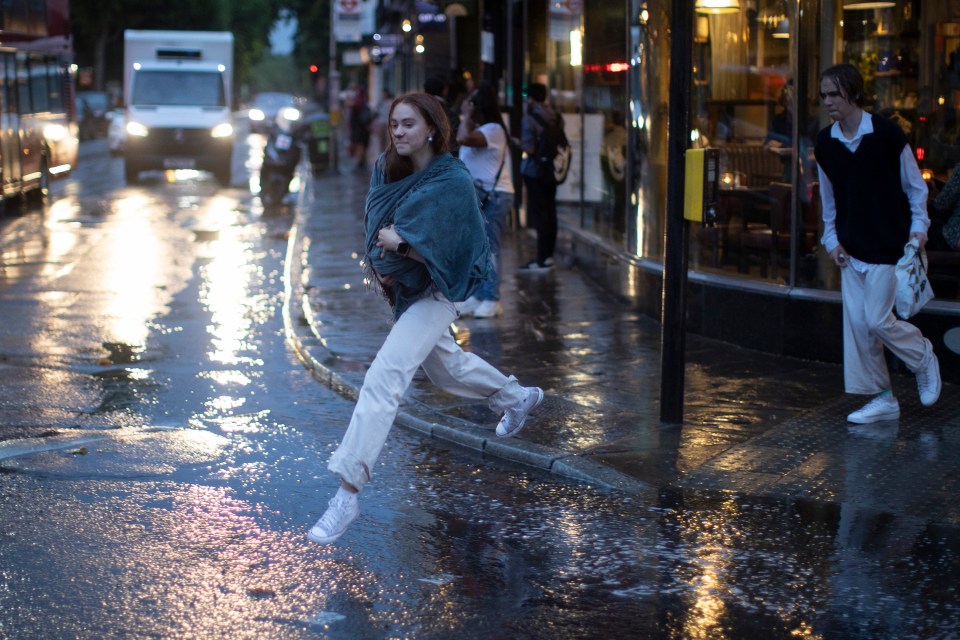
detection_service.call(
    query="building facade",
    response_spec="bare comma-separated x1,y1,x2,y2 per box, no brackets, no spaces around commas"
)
361,0,960,382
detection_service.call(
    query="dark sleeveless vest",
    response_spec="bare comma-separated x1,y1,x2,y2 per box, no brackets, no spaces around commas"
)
814,114,912,265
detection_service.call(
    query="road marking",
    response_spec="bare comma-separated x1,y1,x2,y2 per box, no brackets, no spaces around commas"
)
0,425,184,461
0,436,106,460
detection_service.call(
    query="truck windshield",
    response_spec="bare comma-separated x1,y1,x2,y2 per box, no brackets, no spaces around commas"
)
132,70,225,107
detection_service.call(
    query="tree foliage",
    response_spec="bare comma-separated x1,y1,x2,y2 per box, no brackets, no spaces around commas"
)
283,0,330,74
71,0,282,103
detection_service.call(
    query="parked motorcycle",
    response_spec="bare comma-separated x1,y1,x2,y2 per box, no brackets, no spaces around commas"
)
259,106,306,209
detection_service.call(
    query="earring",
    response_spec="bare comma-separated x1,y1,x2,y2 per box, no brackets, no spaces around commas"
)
428,135,434,142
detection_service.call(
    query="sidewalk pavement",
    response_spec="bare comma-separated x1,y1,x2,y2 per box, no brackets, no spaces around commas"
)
283,170,960,532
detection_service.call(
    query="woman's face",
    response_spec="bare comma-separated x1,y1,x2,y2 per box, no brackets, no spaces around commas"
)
390,102,435,161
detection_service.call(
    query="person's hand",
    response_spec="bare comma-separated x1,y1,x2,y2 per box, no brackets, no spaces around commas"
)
910,231,928,250
460,98,473,120
377,224,403,253
830,245,849,268
377,273,397,287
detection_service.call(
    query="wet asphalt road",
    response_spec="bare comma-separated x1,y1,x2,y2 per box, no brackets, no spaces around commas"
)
0,133,958,639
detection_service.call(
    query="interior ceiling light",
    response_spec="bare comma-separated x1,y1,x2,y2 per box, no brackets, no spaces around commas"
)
843,1,895,9
695,0,741,14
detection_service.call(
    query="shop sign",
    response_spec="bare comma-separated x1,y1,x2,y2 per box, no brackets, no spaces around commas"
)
342,49,364,66
334,0,375,43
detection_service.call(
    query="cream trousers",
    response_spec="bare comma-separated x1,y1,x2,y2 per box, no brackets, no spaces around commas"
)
328,291,525,491
841,264,932,395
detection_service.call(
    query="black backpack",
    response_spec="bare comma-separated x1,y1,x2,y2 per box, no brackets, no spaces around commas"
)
530,111,571,185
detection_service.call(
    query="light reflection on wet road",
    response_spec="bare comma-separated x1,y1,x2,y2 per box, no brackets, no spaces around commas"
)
0,136,958,639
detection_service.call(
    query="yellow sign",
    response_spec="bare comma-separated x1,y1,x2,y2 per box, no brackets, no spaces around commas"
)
683,148,705,223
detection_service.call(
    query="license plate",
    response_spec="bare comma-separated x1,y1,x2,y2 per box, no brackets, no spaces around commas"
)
163,158,196,169
275,134,292,151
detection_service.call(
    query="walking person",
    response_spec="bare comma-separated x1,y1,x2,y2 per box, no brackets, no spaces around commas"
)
814,63,941,424
456,81,515,318
348,86,372,170
307,92,544,545
424,75,460,156
371,88,394,157
519,83,558,271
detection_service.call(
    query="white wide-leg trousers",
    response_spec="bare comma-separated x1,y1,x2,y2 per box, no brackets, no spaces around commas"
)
328,292,525,491
841,264,932,395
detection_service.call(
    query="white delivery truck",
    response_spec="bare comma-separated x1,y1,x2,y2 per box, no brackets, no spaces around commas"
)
123,30,234,185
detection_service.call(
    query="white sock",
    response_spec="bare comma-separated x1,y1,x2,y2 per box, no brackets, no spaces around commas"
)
336,486,358,503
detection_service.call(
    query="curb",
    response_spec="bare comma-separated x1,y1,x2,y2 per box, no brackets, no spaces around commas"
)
282,171,654,496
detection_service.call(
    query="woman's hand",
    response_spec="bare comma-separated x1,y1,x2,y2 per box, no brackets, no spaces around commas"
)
830,245,849,268
376,273,397,287
377,224,403,253
376,224,422,262
909,231,928,250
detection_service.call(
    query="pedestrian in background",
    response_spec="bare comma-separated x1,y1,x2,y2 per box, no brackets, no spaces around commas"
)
932,162,960,251
348,86,372,170
371,88,394,156
814,63,941,424
424,75,460,156
456,81,515,318
307,92,544,545
519,83,558,271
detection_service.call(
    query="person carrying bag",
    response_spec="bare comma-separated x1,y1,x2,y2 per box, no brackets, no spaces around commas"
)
456,81,516,318
814,63,941,425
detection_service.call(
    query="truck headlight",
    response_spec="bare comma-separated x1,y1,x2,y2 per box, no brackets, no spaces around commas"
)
211,123,234,138
44,123,68,142
126,121,149,137
280,107,301,122
248,108,265,121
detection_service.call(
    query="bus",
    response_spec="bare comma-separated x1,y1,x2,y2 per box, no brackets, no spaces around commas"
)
0,0,78,209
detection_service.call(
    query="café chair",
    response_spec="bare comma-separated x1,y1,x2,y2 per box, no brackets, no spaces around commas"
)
738,182,794,280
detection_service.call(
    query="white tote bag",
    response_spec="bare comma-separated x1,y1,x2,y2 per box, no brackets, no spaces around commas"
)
894,237,934,319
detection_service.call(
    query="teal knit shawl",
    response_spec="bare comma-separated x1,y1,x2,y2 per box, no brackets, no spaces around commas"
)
364,152,490,317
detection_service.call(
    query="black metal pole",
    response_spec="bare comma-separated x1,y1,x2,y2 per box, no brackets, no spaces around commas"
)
659,0,694,424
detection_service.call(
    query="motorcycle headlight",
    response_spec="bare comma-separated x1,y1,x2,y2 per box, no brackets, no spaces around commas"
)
211,123,234,138
126,121,149,137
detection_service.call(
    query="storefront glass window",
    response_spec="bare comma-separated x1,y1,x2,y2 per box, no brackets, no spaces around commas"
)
629,0,671,260
581,2,629,246
817,1,960,301
688,0,800,283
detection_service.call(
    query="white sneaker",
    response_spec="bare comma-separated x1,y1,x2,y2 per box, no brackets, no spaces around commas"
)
519,257,555,272
307,495,360,544
846,394,900,424
916,351,941,407
473,300,502,318
458,296,481,316
496,387,544,437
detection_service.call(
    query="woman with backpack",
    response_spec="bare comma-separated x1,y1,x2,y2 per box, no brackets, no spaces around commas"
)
456,81,515,318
